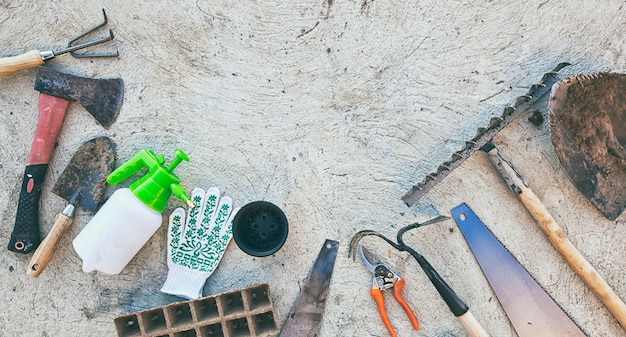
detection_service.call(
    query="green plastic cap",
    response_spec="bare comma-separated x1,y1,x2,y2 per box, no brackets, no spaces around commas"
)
106,149,192,212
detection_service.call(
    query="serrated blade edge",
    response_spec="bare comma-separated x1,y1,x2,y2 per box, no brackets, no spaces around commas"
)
402,63,570,206
451,203,587,337
279,239,339,337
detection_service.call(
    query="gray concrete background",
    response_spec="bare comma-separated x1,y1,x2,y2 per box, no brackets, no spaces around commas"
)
1,1,625,336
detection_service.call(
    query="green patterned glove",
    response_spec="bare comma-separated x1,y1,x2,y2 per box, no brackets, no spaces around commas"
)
161,187,239,299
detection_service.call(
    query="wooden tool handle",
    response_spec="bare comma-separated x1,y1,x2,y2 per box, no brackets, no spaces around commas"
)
0,50,45,76
517,183,626,328
27,207,74,277
457,310,490,337
486,146,626,330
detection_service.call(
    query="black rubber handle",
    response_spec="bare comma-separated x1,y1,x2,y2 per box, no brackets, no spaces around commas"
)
406,247,469,316
7,164,47,253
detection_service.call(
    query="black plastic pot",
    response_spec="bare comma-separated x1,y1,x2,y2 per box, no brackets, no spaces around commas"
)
232,201,288,257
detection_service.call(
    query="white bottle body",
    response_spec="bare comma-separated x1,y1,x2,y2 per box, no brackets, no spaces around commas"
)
72,188,162,274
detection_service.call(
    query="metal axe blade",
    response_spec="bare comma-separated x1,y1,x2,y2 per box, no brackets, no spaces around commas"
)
34,66,123,128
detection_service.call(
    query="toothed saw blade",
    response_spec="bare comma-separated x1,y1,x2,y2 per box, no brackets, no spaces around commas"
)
451,203,586,337
402,63,570,206
279,239,339,337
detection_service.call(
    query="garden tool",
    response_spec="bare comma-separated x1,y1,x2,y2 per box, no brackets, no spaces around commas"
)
162,186,240,300
349,217,490,337
451,203,586,337
8,66,123,254
0,9,118,76
279,239,338,337
400,61,626,330
549,73,626,221
27,136,115,277
402,63,570,206
357,242,419,337
482,142,626,330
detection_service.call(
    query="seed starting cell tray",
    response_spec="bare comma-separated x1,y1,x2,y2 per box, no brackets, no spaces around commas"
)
114,283,278,337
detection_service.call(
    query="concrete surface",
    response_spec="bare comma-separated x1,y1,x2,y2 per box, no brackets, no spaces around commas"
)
1,1,625,336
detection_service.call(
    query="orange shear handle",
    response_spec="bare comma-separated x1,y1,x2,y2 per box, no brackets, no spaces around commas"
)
371,288,397,337
393,278,419,330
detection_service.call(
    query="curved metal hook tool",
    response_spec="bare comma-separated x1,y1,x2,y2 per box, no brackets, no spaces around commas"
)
349,216,490,337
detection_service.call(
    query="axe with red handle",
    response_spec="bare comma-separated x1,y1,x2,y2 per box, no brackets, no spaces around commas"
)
8,66,123,253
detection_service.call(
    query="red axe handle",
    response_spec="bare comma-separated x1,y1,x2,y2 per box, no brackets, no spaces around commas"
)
8,94,69,254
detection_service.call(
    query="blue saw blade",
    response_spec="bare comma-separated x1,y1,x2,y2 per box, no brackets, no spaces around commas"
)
451,203,586,337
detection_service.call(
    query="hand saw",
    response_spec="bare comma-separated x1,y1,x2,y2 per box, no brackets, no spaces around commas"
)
279,239,339,337
451,203,587,337
402,63,570,206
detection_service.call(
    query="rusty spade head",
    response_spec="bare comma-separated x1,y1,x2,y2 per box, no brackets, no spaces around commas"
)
549,73,626,220
51,137,116,211
34,66,123,128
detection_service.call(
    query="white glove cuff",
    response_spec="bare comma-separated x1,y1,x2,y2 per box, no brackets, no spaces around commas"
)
160,266,209,300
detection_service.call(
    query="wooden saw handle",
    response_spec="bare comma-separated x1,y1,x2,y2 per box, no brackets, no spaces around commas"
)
27,205,74,277
0,50,45,76
486,146,626,330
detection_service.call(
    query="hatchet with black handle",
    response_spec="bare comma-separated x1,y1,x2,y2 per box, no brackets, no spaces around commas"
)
8,66,123,254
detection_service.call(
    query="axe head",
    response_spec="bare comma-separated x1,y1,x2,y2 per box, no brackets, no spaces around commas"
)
34,66,123,129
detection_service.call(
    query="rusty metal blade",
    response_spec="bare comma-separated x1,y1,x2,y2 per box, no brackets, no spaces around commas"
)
51,137,115,211
402,63,570,206
451,203,586,337
34,66,123,128
549,73,626,220
279,239,338,337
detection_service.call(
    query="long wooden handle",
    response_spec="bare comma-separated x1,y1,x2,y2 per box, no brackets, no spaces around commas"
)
27,205,74,277
0,50,45,76
486,146,626,330
457,310,490,337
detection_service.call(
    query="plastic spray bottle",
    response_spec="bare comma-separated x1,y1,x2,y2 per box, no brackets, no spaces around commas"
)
72,148,195,274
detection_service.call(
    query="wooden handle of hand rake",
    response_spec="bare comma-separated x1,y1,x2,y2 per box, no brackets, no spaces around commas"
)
486,146,626,329
0,50,45,76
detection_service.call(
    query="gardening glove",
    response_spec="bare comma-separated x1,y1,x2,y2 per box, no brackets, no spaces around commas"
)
161,187,239,299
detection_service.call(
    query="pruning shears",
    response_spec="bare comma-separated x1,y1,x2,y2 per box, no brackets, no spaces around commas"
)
357,242,419,337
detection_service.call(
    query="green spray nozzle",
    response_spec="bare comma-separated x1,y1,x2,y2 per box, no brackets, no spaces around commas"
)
107,149,193,212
